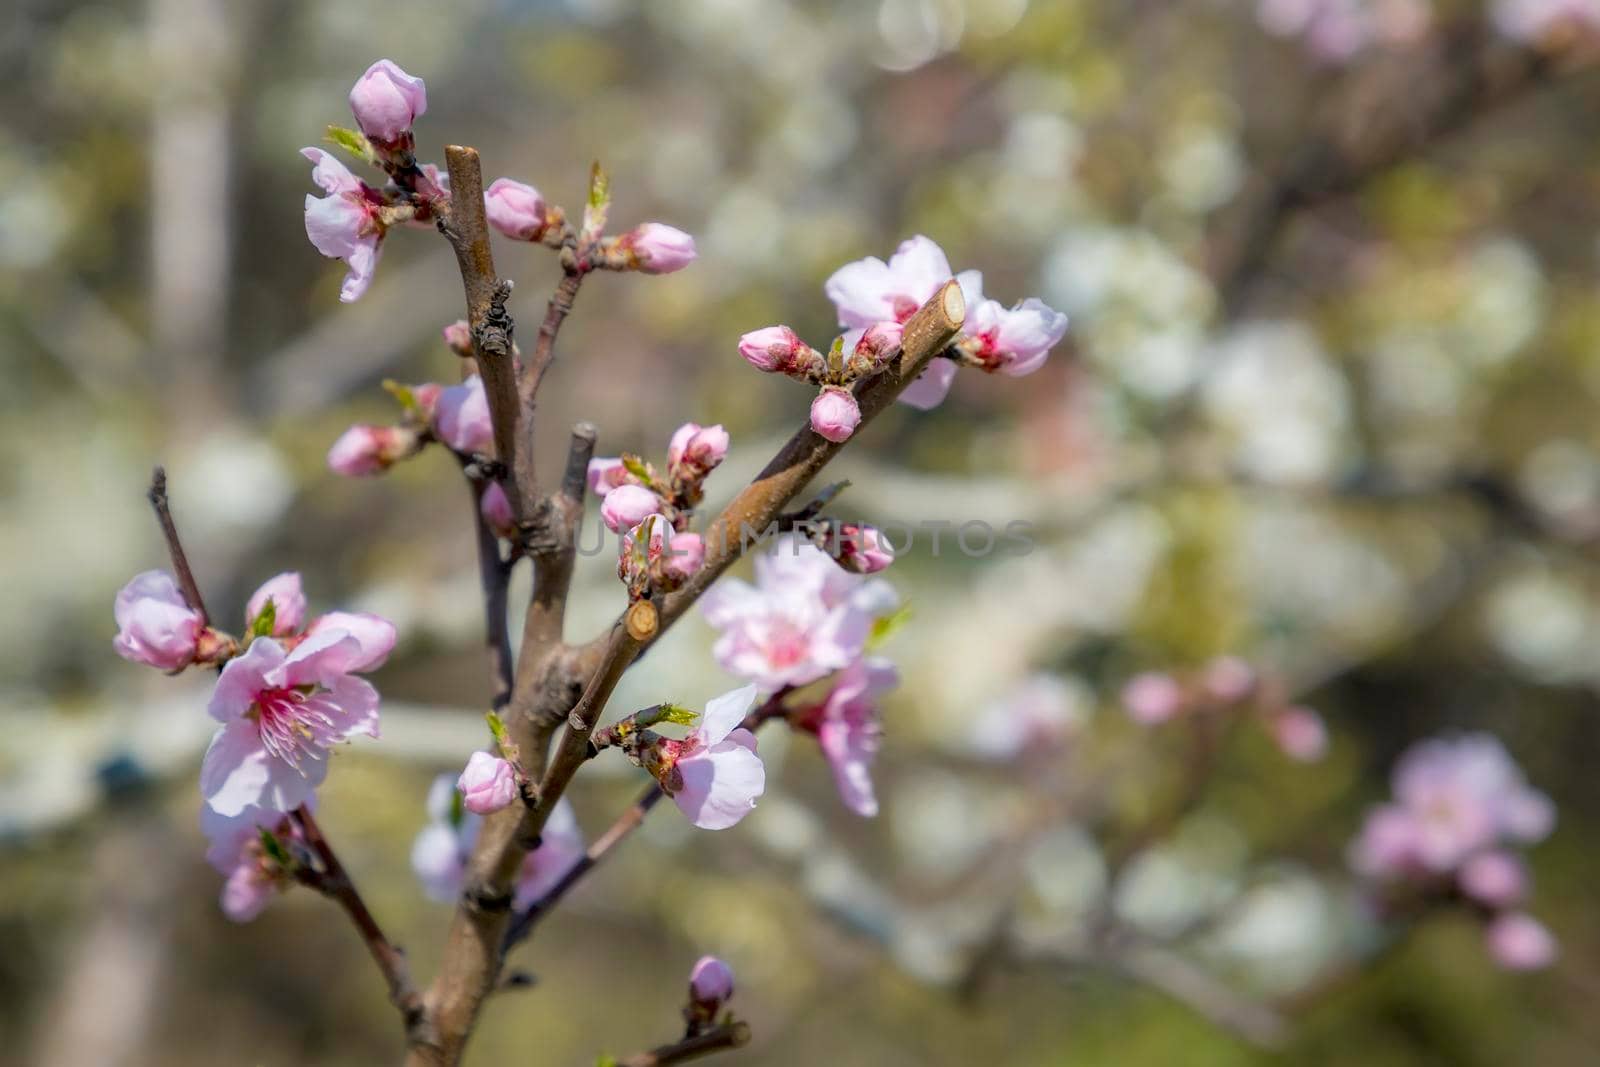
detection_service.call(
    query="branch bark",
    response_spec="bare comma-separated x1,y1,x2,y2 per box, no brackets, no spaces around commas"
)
613,1021,751,1067
467,477,515,710
146,466,209,623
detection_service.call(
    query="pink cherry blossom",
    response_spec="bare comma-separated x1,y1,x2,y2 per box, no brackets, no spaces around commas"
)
586,457,635,495
301,148,385,303
796,657,898,817
410,776,583,908
434,375,495,455
200,621,394,817
1122,671,1186,725
810,387,861,443
667,422,730,481
480,482,517,539
1392,734,1555,870
201,803,304,922
245,572,306,636
601,483,665,533
689,955,735,1006
619,223,697,274
484,178,550,241
1348,803,1424,880
1485,912,1558,970
825,235,955,329
327,424,412,475
961,286,1069,377
739,325,812,375
1271,706,1329,763
348,59,427,144
1459,850,1529,909
699,539,891,691
650,684,766,830
113,570,204,670
969,675,1086,761
458,751,519,815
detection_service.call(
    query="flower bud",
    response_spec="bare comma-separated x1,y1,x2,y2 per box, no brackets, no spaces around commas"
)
621,223,696,274
689,955,734,1008
1201,655,1256,703
434,375,495,455
810,387,861,443
327,424,416,476
113,570,204,671
348,59,427,145
601,484,665,533
739,325,814,375
1486,912,1557,971
830,524,894,574
480,483,517,539
667,422,729,481
245,572,307,636
1460,850,1528,909
457,751,519,815
620,515,669,587
664,531,706,582
1271,706,1328,762
846,321,903,378
442,319,473,358
1122,672,1184,725
484,178,550,241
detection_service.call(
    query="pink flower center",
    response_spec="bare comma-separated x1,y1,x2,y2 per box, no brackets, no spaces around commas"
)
892,295,920,323
251,686,341,771
764,622,812,669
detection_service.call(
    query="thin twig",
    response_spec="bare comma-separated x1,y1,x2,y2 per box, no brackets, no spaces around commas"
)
145,467,209,623
467,477,515,710
290,806,429,1042
614,1021,752,1067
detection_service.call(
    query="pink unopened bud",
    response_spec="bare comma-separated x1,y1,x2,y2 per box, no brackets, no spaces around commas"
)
810,387,861,443
1485,912,1557,971
1271,706,1328,762
348,59,427,145
484,178,550,241
622,223,697,274
832,524,894,574
602,484,665,533
1460,850,1528,909
245,572,307,636
665,531,706,582
689,955,734,1007
849,321,903,376
739,325,808,374
667,422,729,480
457,751,519,815
480,483,517,539
434,375,495,455
1201,656,1256,703
328,424,414,476
1123,672,1185,725
113,570,204,671
587,457,633,495
442,320,473,358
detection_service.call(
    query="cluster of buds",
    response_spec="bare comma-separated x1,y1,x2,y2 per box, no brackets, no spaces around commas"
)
1348,733,1558,970
589,422,728,599
1121,655,1329,763
738,322,904,443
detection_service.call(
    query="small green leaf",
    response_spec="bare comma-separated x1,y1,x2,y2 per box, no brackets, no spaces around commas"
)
581,161,611,242
259,828,292,869
449,785,465,828
621,455,652,481
383,379,419,415
868,604,912,648
325,124,372,161
595,1056,619,1067
247,598,277,640
652,703,701,728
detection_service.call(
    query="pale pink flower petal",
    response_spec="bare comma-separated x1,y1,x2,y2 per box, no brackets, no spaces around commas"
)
245,572,306,635
665,531,706,582
701,684,760,746
513,797,585,908
601,484,664,533
672,729,765,830
304,611,398,674
622,223,697,273
328,425,410,475
1272,706,1329,763
690,956,734,1005
1123,672,1185,725
434,375,495,455
897,359,958,411
586,457,632,495
1460,850,1529,909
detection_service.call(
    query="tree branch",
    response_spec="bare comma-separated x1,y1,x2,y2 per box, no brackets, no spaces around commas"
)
145,466,209,623
613,1021,752,1067
290,806,429,1043
439,146,527,517
412,281,964,1065
467,477,514,710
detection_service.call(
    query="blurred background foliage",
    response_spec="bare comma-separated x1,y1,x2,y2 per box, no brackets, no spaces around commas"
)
3,0,1600,1063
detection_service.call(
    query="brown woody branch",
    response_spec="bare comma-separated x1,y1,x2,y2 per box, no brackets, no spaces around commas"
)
146,466,209,623
412,280,964,1065
467,476,515,710
614,1021,752,1067
290,806,430,1043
